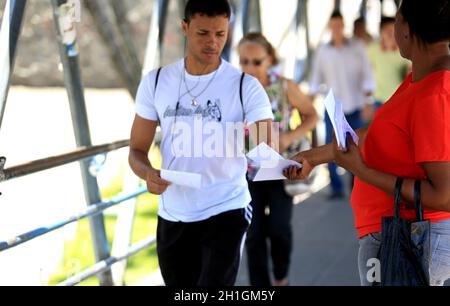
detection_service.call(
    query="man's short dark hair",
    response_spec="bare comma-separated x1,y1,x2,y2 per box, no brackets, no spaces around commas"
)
354,16,366,28
184,0,231,23
400,0,450,44
380,16,396,30
330,10,344,21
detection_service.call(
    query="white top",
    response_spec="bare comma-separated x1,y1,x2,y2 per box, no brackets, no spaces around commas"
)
309,40,376,114
135,59,273,222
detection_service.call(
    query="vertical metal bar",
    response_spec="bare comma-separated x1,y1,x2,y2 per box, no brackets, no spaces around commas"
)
221,0,236,61
51,0,113,286
299,0,313,82
241,0,250,34
82,0,140,97
295,0,318,148
111,167,139,286
0,0,27,130
142,0,169,75
334,0,341,12
110,0,142,84
229,0,250,66
359,0,368,19
0,156,5,195
158,0,169,64
293,0,308,83
247,0,262,33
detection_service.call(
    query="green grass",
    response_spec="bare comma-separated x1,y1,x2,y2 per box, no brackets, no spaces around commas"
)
49,145,162,286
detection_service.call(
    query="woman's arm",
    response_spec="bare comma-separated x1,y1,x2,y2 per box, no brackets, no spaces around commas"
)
355,160,450,212
286,80,319,140
285,126,369,178
278,80,319,153
285,133,450,212
333,136,450,212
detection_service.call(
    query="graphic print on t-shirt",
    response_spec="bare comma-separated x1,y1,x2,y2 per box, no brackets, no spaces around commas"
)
163,99,222,122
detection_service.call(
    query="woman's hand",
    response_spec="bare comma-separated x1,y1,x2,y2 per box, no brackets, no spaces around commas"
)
332,134,367,177
283,150,316,180
283,134,367,181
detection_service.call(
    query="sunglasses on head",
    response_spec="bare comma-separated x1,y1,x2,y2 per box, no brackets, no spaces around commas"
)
240,57,266,66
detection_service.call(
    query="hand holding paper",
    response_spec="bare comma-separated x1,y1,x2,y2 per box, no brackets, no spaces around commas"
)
246,143,302,181
160,169,202,189
323,89,359,150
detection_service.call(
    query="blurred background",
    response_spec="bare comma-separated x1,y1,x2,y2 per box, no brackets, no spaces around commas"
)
0,0,405,286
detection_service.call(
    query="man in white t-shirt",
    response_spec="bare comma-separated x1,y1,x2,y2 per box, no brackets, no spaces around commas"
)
129,0,273,286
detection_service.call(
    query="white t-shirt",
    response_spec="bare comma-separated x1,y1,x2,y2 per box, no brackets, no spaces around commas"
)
309,40,376,114
135,59,273,222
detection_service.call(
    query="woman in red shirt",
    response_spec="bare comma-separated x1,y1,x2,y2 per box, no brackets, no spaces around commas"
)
285,0,450,286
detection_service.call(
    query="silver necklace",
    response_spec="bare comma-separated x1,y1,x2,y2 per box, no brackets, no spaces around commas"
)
183,60,220,107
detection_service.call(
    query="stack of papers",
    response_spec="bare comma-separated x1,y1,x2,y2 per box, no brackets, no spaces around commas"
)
246,143,302,181
323,89,359,149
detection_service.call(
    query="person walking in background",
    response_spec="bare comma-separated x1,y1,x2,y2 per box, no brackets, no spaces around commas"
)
285,0,450,286
239,33,319,286
353,16,373,46
309,11,376,199
367,16,411,110
129,0,273,286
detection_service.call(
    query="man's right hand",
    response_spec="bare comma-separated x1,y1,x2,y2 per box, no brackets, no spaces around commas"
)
146,168,171,195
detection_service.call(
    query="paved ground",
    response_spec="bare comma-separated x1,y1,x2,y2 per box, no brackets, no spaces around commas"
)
235,181,361,286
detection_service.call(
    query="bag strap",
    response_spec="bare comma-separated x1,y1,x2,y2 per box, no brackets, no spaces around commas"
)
240,72,245,120
155,67,162,91
394,177,404,219
414,180,424,221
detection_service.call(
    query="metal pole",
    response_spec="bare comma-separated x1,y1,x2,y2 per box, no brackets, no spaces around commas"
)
247,0,262,33
83,0,140,97
159,0,169,46
110,0,142,85
51,0,113,286
229,0,250,66
304,0,312,74
334,0,341,12
110,168,139,285
58,235,157,286
0,0,27,130
142,0,169,75
241,0,250,34
0,140,129,183
222,0,236,61
360,0,368,19
0,156,5,194
0,186,147,253
295,0,313,83
296,0,317,147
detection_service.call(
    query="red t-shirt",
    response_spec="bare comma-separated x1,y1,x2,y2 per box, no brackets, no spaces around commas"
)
351,70,450,238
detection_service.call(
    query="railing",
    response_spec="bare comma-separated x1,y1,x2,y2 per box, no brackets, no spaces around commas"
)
0,139,155,286
58,235,156,286
0,0,166,286
0,140,129,182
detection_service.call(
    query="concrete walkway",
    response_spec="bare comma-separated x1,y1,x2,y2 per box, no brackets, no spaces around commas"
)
235,182,361,286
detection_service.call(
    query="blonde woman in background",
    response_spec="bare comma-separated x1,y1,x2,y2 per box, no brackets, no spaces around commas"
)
239,33,318,286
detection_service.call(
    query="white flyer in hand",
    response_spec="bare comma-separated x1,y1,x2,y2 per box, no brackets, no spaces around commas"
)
246,143,302,182
246,142,284,164
323,89,359,149
160,169,202,189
